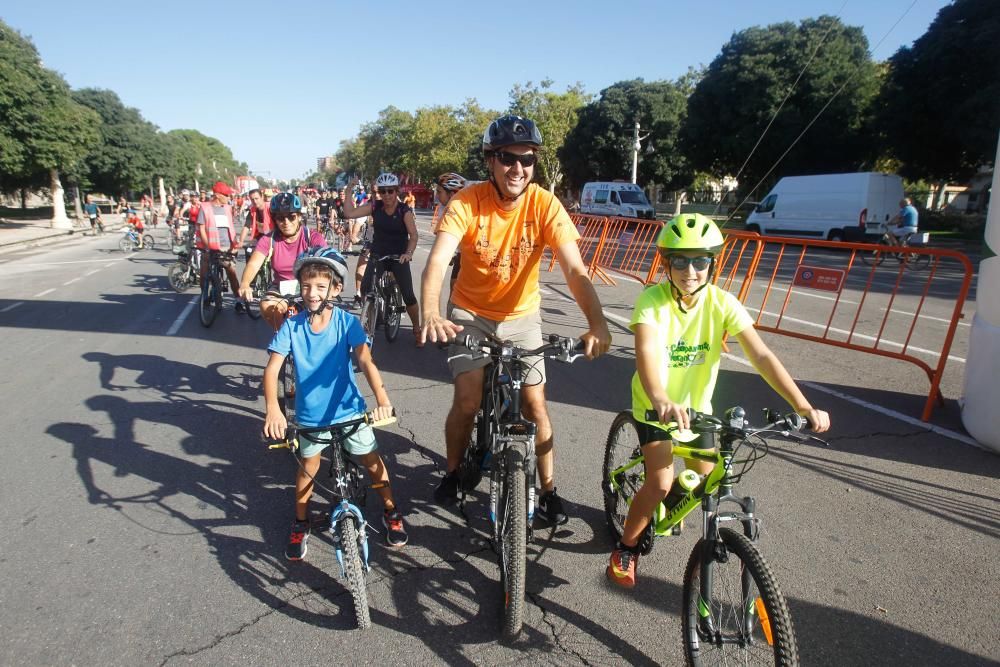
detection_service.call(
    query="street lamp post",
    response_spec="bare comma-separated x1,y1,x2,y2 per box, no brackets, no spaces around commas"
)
631,121,652,185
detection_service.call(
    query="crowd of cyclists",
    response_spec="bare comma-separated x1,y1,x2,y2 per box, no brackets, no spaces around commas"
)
109,113,831,596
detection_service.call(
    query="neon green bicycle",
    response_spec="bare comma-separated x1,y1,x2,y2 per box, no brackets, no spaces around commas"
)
603,406,827,667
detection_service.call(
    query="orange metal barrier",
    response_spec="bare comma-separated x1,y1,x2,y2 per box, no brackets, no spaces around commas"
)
726,234,972,421
546,213,609,279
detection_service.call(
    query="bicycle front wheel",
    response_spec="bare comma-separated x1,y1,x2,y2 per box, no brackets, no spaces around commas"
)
335,518,371,630
323,225,336,247
119,236,135,252
903,250,931,271
858,249,884,266
602,411,644,547
384,284,402,342
142,234,155,250
199,274,220,327
360,296,378,352
168,262,191,293
682,527,798,667
497,447,528,640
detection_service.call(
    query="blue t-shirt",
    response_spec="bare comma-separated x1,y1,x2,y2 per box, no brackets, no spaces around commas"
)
84,202,99,217
268,308,368,426
899,205,918,229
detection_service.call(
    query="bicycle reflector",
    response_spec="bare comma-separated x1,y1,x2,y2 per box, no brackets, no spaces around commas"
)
755,597,774,646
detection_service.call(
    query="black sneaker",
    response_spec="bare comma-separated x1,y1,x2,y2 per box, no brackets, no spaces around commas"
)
353,294,363,308
434,471,460,505
383,509,408,548
235,301,247,314
536,488,569,525
285,519,310,561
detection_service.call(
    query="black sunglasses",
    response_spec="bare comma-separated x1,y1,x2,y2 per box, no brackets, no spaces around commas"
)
377,188,397,195
274,213,300,223
493,150,537,168
667,255,713,271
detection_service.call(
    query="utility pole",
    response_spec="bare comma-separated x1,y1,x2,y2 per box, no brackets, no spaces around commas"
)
631,121,651,184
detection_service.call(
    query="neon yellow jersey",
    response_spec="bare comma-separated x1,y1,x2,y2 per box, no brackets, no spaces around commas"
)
630,283,754,424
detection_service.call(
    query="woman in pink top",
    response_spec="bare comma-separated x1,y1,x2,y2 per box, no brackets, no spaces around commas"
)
238,192,325,331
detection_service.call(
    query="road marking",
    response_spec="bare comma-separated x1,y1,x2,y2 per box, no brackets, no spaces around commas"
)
84,269,101,277
63,277,80,285
11,259,119,266
34,288,55,297
167,296,199,336
747,306,966,364
1,301,24,313
104,261,117,268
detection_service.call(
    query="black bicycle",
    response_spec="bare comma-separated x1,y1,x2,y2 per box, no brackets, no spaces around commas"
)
453,333,583,639
603,407,828,666
264,411,397,630
198,250,235,327
359,254,405,352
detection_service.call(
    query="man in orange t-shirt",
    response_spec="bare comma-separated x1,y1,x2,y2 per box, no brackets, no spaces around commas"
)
420,114,612,524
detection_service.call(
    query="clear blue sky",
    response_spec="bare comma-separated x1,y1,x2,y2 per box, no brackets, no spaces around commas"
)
3,0,950,181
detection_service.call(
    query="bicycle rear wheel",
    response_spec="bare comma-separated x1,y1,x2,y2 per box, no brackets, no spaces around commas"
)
858,249,884,266
384,282,402,343
602,411,646,547
334,518,371,630
682,527,798,667
496,447,528,640
199,274,220,327
903,250,931,271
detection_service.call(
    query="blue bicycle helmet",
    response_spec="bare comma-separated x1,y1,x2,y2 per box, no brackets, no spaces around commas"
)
269,192,302,215
294,246,348,282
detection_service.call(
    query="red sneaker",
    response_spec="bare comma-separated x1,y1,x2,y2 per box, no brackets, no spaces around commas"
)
607,546,638,588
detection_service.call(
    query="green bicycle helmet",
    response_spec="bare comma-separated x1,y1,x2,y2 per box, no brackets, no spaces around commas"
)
656,213,725,255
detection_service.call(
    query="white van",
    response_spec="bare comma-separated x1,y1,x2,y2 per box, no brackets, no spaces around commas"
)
580,182,656,220
745,172,904,241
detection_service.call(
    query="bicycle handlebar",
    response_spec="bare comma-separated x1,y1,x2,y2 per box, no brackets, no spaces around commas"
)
458,333,586,364
263,409,397,449
644,406,827,444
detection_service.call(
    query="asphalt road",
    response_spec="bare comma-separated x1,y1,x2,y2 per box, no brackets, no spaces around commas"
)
0,215,997,666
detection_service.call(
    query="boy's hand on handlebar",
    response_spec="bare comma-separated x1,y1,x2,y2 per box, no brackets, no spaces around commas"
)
801,407,830,433
420,313,464,346
580,322,612,359
652,399,691,431
263,410,287,441
371,404,394,423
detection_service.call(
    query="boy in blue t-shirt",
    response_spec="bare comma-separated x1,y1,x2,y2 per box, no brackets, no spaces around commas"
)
607,214,830,588
262,247,408,560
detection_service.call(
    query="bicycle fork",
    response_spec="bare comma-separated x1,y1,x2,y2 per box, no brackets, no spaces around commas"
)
330,501,370,575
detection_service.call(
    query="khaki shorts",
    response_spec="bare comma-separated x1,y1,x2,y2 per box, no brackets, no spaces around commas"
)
446,306,546,385
298,418,378,458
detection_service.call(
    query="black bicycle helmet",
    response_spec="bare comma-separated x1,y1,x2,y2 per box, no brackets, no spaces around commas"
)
482,114,543,153
269,192,302,215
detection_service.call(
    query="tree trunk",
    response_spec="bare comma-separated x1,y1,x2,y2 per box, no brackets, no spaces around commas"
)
673,190,687,216
158,177,168,214
72,185,84,220
20,188,27,209
50,169,74,229
932,180,948,210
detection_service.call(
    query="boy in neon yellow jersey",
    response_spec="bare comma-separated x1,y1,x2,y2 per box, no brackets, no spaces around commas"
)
607,213,831,588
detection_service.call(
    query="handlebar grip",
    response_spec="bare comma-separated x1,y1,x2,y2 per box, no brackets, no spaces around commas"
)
644,407,698,423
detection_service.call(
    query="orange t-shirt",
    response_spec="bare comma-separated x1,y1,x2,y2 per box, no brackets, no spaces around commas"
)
437,181,580,321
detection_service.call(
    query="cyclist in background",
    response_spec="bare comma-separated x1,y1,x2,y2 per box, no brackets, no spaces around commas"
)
606,213,830,589
420,115,612,522
238,192,326,331
433,172,467,292
886,197,919,247
349,184,369,248
83,194,103,234
342,173,421,342
238,188,273,255
262,247,408,558
315,190,334,235
195,181,241,307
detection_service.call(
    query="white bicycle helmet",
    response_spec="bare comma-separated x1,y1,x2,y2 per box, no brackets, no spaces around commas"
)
375,173,400,188
436,172,467,193
294,246,348,282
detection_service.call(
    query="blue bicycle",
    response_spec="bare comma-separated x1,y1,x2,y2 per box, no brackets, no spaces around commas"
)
264,410,396,630
119,225,155,252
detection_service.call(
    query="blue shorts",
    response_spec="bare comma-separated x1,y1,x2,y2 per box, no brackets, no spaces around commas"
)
298,417,378,459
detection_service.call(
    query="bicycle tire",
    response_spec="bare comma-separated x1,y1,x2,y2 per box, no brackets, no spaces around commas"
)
245,273,264,320
323,226,337,247
904,251,931,271
497,447,528,640
360,296,378,353
167,262,191,293
682,527,799,667
602,411,645,547
384,283,402,342
335,518,371,630
858,249,884,267
199,274,220,327
279,354,296,419
459,385,493,493
142,234,155,250
119,236,135,253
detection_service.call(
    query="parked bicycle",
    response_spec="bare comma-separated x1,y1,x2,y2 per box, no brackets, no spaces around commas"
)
198,250,236,327
264,410,396,630
453,333,583,639
602,406,828,666
119,225,154,253
859,224,930,270
359,254,405,352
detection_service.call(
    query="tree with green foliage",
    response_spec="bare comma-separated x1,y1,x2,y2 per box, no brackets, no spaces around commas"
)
0,20,99,225
560,79,690,193
509,80,589,192
877,0,1000,194
682,16,880,199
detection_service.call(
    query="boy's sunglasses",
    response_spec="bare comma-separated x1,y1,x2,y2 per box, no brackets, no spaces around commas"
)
493,151,537,168
667,255,713,271
377,188,397,195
